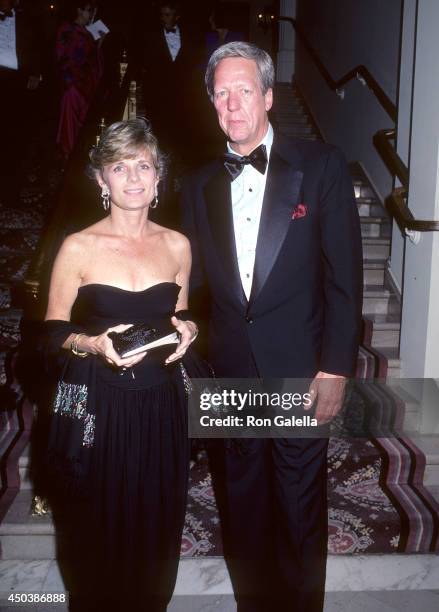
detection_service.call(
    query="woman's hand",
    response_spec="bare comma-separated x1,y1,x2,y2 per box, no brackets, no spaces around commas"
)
86,324,148,368
165,317,198,364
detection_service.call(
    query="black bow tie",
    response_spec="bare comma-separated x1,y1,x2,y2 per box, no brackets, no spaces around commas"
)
165,27,177,34
0,10,13,20
223,144,267,180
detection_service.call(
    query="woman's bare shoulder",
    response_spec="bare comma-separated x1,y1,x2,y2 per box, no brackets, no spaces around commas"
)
154,224,190,252
59,220,108,259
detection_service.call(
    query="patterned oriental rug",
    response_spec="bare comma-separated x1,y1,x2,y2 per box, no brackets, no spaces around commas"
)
182,382,439,557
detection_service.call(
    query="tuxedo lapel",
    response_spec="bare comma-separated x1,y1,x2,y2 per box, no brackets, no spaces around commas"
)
204,166,247,308
249,148,303,305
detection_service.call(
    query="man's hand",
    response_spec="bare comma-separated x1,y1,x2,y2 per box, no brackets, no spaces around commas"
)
165,317,198,364
305,371,347,425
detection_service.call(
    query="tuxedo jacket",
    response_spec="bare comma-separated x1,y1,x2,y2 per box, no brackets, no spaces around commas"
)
142,26,196,99
181,134,363,379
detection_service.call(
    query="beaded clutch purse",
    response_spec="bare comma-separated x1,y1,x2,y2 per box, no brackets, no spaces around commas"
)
108,323,179,358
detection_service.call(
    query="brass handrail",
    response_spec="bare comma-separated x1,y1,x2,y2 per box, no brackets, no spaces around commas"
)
386,188,439,232
373,129,439,231
279,16,397,122
373,129,408,188
279,16,439,233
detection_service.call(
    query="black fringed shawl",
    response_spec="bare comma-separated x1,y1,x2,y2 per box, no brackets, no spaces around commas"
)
42,320,98,499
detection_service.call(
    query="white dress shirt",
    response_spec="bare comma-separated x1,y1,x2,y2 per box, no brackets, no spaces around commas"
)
228,123,274,299
0,10,18,71
164,25,181,61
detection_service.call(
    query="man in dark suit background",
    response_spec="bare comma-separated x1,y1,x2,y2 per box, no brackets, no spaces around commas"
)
181,42,363,611
141,1,197,158
0,0,41,204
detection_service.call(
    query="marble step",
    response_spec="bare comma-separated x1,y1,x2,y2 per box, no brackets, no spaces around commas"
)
362,238,391,260
362,286,399,316
272,103,305,113
360,216,391,238
366,314,401,348
276,123,314,135
17,449,31,491
363,259,386,285
274,117,310,129
352,181,377,201
0,491,55,560
385,382,424,433
275,121,312,132
379,346,402,378
412,436,439,487
1,555,439,603
356,198,386,217
426,484,439,504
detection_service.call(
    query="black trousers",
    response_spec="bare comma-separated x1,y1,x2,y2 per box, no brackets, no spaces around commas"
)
209,437,329,612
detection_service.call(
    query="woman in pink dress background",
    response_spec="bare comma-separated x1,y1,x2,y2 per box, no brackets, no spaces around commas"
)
56,1,102,157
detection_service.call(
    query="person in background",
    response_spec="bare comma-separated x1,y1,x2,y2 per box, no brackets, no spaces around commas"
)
206,2,245,60
0,0,41,205
141,1,197,159
55,0,103,158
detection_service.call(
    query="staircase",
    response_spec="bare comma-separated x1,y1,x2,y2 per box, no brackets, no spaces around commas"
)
272,83,402,377
1,83,439,604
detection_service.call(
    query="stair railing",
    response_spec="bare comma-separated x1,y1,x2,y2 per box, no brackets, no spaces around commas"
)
278,16,439,239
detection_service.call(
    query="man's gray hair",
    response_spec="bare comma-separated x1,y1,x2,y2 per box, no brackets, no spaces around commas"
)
205,41,275,100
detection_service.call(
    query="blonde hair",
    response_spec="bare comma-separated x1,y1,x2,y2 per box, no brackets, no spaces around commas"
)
88,118,167,179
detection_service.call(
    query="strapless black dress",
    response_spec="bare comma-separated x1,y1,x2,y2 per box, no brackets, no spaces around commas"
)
63,282,189,612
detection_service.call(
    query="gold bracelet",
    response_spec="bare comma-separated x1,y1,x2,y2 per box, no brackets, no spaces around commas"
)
70,333,89,358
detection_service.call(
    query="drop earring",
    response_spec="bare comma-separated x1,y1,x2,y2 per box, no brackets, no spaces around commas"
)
150,188,158,209
101,185,110,211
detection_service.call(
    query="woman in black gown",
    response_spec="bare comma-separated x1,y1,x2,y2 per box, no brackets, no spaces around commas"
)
43,118,197,611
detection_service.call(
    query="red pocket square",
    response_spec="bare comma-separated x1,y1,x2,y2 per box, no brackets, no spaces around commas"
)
292,203,308,220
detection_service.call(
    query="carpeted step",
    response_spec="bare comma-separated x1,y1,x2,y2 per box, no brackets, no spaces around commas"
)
0,348,7,385
0,284,12,310
0,255,31,284
377,346,401,377
0,310,22,348
0,229,41,256
0,208,44,230
3,415,439,560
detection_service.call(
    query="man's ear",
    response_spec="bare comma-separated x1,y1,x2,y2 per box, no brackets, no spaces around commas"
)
264,88,273,112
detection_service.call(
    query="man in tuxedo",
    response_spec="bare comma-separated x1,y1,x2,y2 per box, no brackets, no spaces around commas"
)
0,0,41,204
181,42,363,611
141,1,196,156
